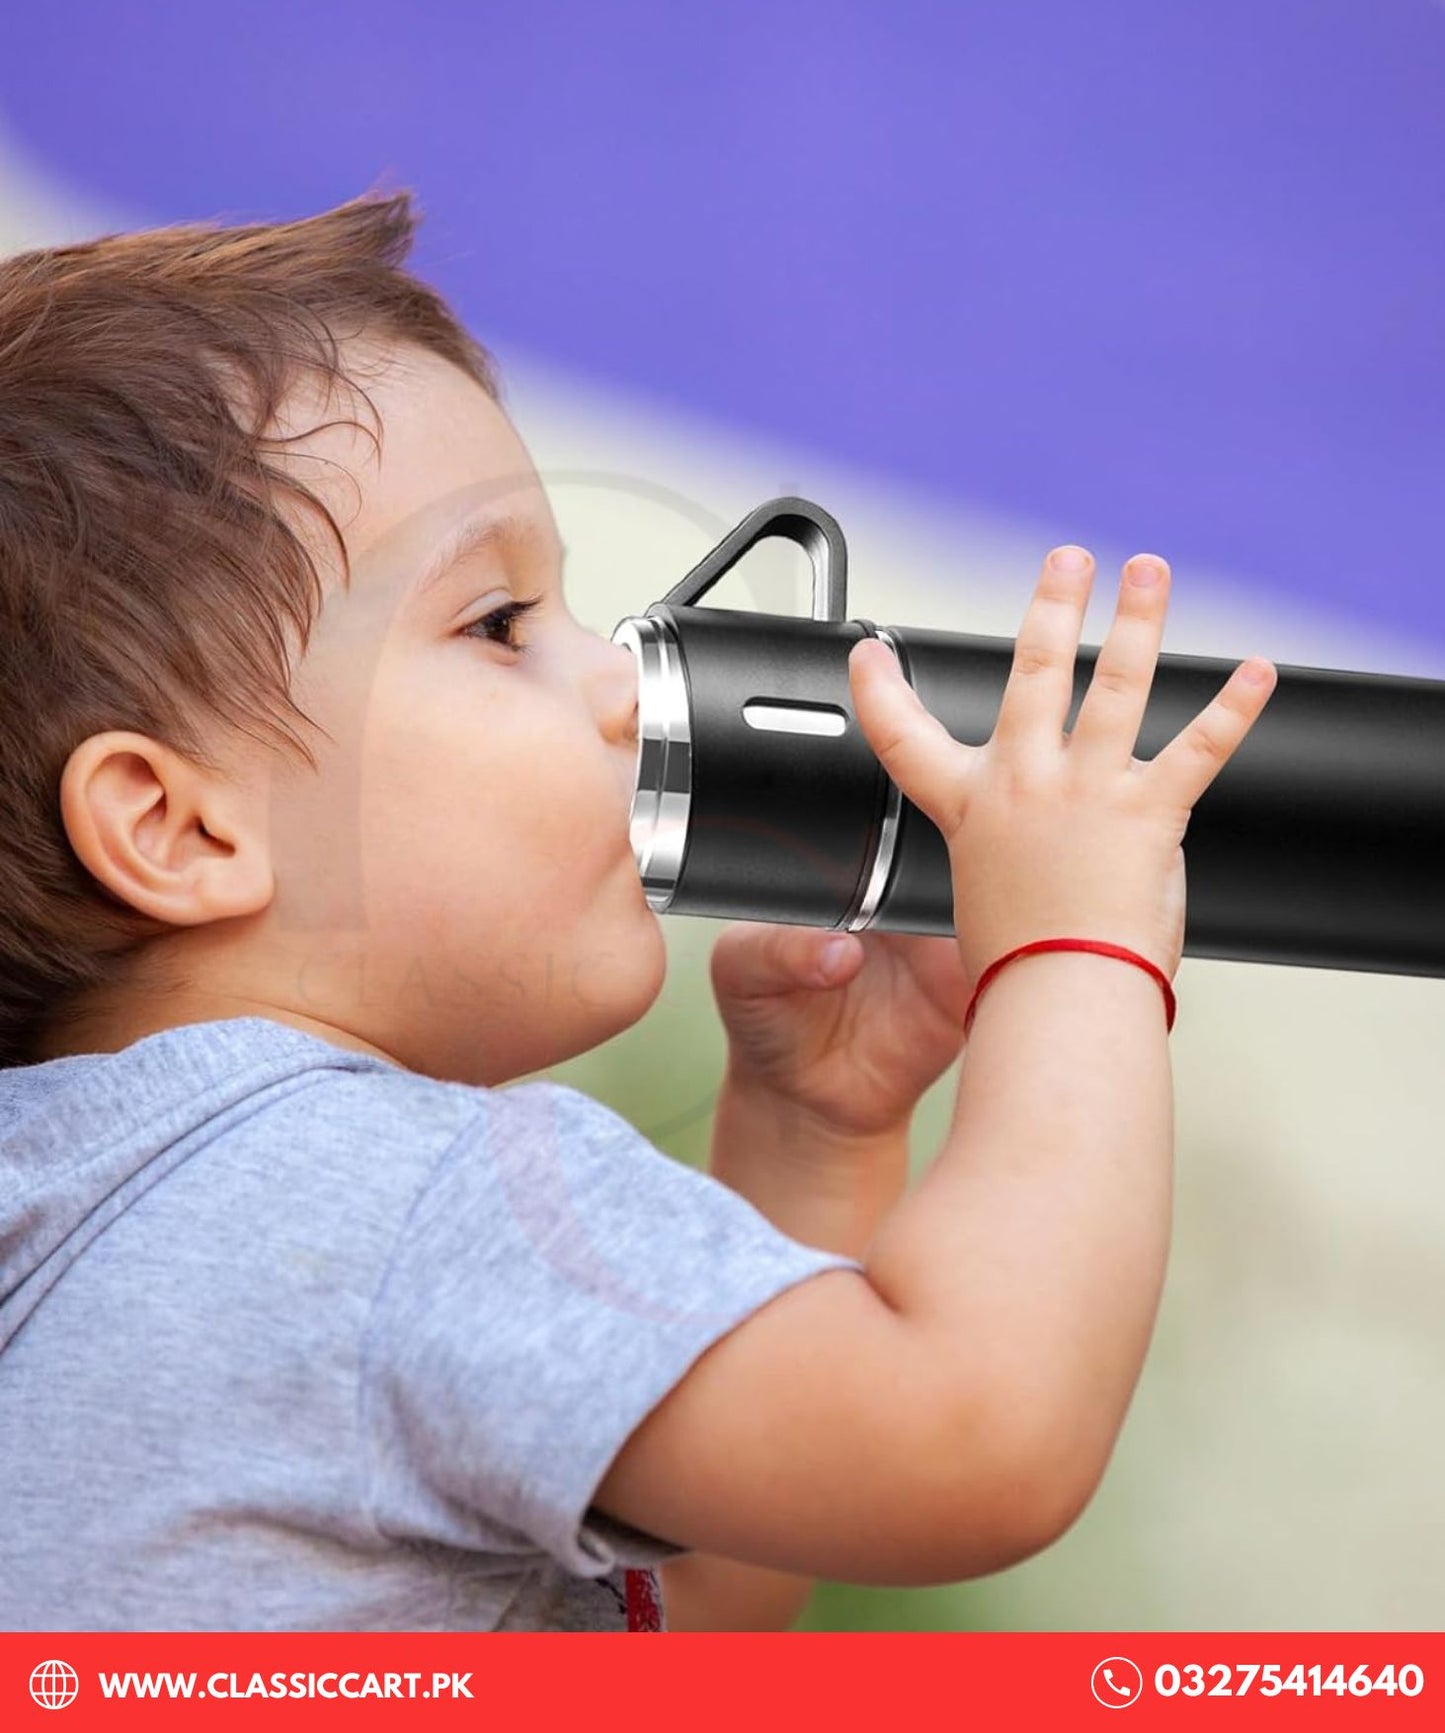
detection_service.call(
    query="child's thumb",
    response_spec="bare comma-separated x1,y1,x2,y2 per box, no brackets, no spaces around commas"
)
848,636,969,837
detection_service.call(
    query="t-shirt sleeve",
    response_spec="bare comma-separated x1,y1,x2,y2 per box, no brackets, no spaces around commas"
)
358,1079,866,1579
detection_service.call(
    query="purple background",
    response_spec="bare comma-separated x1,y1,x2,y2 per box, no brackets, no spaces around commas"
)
4,0,1441,648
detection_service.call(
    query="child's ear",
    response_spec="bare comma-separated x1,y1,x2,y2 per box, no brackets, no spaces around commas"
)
57,731,275,927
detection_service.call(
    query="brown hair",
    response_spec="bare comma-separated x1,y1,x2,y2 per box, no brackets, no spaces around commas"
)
0,188,501,1068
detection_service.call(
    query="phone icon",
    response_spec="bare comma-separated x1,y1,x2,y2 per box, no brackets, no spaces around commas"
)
1090,1658,1143,1709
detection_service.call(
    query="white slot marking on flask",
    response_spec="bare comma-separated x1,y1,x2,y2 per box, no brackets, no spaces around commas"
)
741,701,847,738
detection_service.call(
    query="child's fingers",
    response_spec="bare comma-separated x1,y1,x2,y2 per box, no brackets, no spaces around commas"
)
1067,553,1171,772
1146,658,1278,810
990,545,1096,761
848,637,973,838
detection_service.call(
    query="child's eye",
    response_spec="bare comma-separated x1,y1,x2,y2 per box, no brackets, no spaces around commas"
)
460,595,543,656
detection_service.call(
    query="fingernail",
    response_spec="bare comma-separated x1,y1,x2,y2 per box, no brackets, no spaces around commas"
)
818,937,851,977
1050,546,1091,573
1128,557,1165,587
855,638,895,667
1243,659,1273,685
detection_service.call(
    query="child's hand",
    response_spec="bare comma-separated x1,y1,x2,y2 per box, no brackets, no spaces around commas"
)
709,921,974,1141
847,546,1277,994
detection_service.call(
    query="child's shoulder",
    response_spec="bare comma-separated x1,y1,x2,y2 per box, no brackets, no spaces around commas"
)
205,1015,625,1185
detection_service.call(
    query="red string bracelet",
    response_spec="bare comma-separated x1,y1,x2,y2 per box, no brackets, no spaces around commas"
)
963,937,1177,1040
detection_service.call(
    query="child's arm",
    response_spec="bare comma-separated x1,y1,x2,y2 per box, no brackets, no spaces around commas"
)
596,942,1172,1589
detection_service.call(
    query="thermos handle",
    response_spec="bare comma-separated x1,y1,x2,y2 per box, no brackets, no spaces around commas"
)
658,496,850,622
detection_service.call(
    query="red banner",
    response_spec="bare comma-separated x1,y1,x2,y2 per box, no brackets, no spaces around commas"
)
1,1632,1437,1730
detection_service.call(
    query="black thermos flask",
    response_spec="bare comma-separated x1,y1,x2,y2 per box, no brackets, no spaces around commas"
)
610,496,1445,981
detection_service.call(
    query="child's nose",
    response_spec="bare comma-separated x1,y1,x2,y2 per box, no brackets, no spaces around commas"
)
597,638,639,748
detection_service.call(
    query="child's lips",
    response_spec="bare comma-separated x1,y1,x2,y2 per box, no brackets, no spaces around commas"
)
615,804,644,878
618,821,641,875
616,770,638,836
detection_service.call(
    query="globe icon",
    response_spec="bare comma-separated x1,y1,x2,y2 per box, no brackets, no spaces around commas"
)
29,1658,79,1711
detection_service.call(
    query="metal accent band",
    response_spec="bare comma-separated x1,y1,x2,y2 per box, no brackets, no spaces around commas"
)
840,624,904,932
612,611,692,912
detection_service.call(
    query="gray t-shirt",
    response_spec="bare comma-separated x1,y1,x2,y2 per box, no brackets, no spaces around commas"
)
0,1016,863,1631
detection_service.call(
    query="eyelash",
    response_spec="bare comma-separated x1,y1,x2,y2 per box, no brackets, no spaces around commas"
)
460,594,544,656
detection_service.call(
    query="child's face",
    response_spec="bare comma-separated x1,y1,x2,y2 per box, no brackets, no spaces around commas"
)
232,336,666,1084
